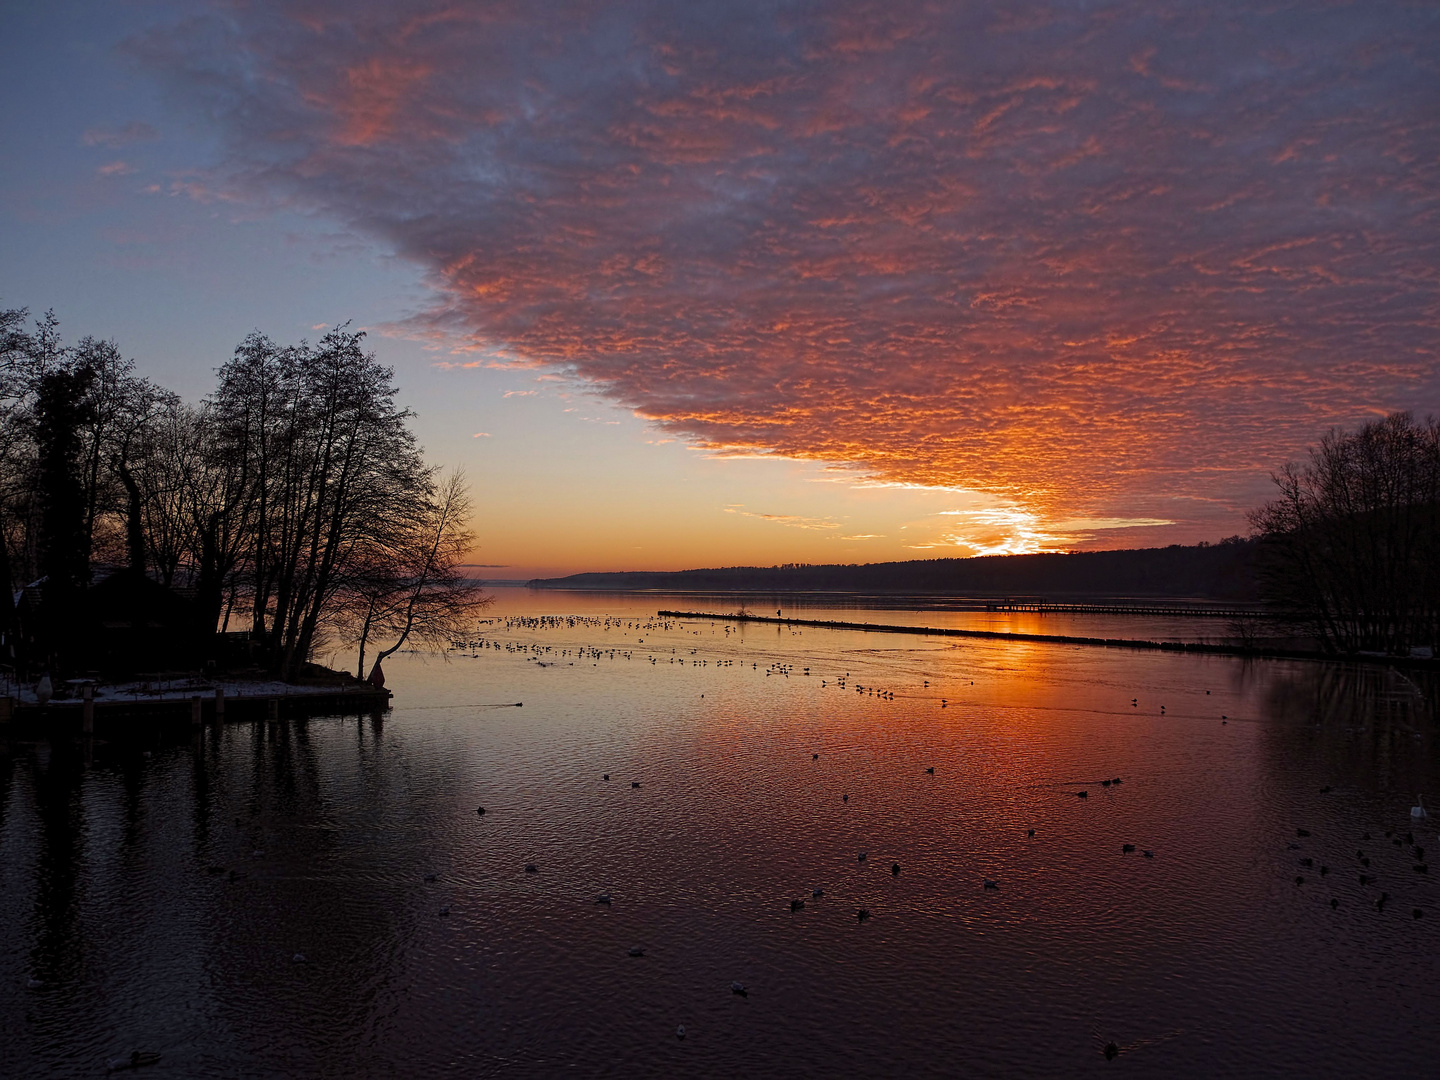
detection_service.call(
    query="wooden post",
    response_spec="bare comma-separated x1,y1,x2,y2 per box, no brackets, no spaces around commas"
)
82,685,94,734
191,695,202,727
214,686,225,719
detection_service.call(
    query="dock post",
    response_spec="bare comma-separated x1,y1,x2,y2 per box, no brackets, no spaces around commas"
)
191,695,202,727
214,686,225,720
268,698,279,723
82,685,94,734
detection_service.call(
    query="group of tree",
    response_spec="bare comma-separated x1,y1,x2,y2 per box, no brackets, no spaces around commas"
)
0,304,485,682
1251,411,1440,656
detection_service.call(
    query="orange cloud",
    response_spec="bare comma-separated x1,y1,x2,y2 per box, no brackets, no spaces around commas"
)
140,0,1440,543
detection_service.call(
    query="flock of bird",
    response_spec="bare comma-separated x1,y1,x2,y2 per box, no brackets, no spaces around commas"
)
443,612,1438,1047
75,611,1425,1068
1290,809,1430,920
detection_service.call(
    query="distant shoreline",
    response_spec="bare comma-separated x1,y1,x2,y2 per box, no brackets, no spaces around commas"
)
527,542,1259,601
513,584,1263,611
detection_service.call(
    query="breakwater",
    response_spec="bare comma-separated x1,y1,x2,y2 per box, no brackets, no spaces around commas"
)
657,610,1429,667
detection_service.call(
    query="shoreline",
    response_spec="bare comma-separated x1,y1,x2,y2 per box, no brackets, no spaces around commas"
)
0,675,391,735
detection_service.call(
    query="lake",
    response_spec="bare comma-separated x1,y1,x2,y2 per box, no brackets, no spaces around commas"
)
2,589,1436,1077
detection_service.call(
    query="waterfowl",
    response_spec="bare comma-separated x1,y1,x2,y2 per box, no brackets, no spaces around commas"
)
594,894,612,905
106,1051,162,1072
1078,791,1088,799
1296,828,1310,838
632,782,641,789
812,887,824,898
1413,796,1428,819
1027,829,1035,838
983,879,998,889
731,981,748,996
857,909,871,922
629,946,645,957
791,899,805,912
603,774,609,781
476,807,486,816
424,873,437,882
892,862,901,876
1142,850,1154,858
858,852,867,862
813,753,819,760
1330,898,1339,909
677,1025,686,1040
439,906,450,916
1295,876,1305,886
292,953,307,964
525,863,539,873
1122,844,1135,853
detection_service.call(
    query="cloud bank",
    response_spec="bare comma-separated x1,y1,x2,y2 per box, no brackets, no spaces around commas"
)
137,0,1440,536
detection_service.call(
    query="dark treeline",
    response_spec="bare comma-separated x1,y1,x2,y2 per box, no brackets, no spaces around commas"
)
1251,412,1440,655
0,305,484,682
532,539,1259,600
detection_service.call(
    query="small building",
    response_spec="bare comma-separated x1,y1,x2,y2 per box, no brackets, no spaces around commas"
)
81,569,201,674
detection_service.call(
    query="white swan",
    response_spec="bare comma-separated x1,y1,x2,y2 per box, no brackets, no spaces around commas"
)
1413,795,1428,820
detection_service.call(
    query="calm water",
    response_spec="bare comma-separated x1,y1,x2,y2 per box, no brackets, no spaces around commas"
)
2,590,1437,1077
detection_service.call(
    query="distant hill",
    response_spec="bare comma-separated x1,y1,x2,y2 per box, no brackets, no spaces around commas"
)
529,540,1259,601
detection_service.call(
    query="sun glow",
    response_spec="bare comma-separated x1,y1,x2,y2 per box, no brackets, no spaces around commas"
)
909,507,1078,557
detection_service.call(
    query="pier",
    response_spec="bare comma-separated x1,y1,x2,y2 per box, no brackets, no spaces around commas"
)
656,611,1432,667
0,681,391,735
981,598,1263,618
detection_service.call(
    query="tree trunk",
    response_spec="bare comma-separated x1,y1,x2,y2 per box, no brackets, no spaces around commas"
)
118,461,145,575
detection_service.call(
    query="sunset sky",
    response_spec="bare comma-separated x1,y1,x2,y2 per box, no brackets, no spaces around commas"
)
3,1,1437,578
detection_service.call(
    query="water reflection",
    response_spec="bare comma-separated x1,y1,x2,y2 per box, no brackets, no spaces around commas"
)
1,593,1436,1078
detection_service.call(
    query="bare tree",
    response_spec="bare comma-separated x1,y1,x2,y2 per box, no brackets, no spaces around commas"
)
1250,412,1440,655
343,470,489,680
210,326,437,677
1,307,485,680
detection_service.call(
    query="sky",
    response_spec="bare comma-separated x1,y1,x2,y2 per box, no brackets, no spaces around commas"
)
2,0,1437,579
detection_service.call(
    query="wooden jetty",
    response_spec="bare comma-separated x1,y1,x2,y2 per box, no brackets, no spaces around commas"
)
0,681,390,736
981,597,1263,618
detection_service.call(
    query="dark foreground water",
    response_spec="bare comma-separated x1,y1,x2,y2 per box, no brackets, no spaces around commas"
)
3,592,1437,1078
